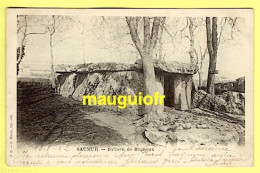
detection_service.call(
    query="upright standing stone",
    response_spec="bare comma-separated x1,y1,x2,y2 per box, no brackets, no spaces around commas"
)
174,75,182,110
180,75,192,110
155,75,164,113
59,73,77,98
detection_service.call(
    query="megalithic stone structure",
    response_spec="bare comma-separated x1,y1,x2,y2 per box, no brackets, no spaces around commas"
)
55,59,198,115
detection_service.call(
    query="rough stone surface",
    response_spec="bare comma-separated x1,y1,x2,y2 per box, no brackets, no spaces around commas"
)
56,59,198,75
144,130,178,146
155,75,164,113
164,75,193,110
55,64,85,72
77,62,137,73
215,76,245,94
143,106,243,146
55,60,197,114
57,71,145,115
135,59,198,75
57,70,168,115
192,90,245,115
58,73,77,97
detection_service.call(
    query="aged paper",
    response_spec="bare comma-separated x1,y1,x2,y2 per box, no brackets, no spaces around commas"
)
6,8,254,167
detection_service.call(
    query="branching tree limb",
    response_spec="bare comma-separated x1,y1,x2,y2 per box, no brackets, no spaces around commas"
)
126,16,163,124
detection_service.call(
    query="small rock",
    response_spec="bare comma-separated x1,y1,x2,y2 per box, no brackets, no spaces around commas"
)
168,124,179,132
145,122,158,131
175,122,180,126
201,124,209,129
196,124,209,129
144,130,168,146
176,125,184,130
183,123,192,129
158,125,172,132
165,134,178,144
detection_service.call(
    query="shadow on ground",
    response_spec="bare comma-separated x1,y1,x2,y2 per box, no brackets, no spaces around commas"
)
17,81,129,146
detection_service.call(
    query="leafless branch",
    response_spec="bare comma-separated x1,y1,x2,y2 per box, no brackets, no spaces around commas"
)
126,17,143,55
52,37,71,47
150,17,161,49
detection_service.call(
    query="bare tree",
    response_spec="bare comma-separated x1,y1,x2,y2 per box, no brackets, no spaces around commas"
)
70,17,88,63
194,46,207,88
218,17,242,46
17,15,47,74
181,17,205,65
47,15,56,88
205,17,242,95
126,17,162,123
206,17,218,95
188,17,196,65
88,16,139,61
161,17,205,65
77,20,87,64
186,17,208,88
166,17,206,88
182,17,208,88
46,15,71,88
155,17,166,60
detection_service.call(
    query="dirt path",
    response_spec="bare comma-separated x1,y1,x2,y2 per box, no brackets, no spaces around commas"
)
17,82,129,147
79,111,150,146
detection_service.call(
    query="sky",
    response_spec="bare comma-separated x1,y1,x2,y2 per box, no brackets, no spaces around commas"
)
18,16,250,81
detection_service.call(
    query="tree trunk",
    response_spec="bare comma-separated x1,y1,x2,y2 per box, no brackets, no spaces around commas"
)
17,16,27,75
188,17,196,65
17,36,26,75
142,17,157,119
198,71,202,88
81,32,85,63
158,37,162,60
126,17,161,123
50,34,55,88
154,18,166,60
158,18,165,60
206,17,218,96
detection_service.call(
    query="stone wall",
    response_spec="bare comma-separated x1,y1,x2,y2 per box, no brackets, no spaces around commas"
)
56,71,166,115
192,90,245,115
164,74,192,110
56,71,193,115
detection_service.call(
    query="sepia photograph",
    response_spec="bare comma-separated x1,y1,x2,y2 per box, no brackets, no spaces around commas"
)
6,8,254,167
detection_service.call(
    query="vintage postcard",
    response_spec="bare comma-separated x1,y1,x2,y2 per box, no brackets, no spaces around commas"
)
6,8,254,167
